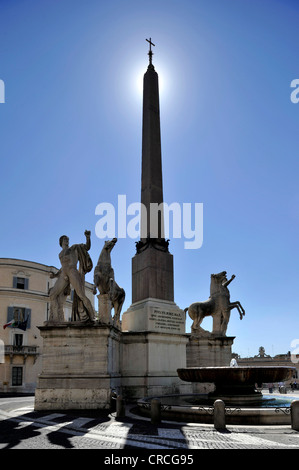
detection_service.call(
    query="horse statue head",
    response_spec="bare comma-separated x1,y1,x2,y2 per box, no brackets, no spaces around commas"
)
103,237,117,253
210,271,228,295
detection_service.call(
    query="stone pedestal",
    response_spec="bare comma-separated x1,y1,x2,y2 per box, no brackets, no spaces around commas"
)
121,298,190,399
186,334,235,393
132,248,174,303
121,330,190,399
34,323,121,410
97,294,112,324
187,334,235,368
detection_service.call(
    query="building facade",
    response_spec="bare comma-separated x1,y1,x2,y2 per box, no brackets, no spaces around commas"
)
233,346,299,389
0,258,94,393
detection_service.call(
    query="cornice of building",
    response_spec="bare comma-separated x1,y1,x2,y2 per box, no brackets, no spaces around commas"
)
0,258,58,273
0,288,72,305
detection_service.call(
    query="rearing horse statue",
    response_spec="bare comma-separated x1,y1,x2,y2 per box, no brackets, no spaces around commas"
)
184,271,245,336
93,238,125,327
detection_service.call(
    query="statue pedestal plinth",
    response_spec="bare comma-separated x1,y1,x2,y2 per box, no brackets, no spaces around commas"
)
121,298,191,399
187,334,235,368
34,323,121,410
97,294,112,324
186,334,235,394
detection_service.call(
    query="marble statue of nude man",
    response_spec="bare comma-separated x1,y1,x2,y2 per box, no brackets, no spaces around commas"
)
48,230,95,323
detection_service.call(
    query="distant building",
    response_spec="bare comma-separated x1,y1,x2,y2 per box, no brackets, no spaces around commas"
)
232,346,299,388
0,258,94,393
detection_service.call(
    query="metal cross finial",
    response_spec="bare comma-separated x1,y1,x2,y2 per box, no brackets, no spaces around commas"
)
146,37,155,65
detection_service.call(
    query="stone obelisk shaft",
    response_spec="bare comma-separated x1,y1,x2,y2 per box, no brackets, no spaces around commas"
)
132,55,174,303
141,63,164,239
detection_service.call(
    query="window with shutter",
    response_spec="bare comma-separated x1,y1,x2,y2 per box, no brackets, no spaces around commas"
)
7,306,14,323
13,277,29,290
6,307,31,329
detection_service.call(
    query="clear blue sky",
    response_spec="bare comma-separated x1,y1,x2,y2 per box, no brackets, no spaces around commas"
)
0,0,298,358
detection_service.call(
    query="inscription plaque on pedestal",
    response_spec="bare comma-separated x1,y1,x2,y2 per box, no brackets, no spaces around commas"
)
149,308,185,333
122,298,185,335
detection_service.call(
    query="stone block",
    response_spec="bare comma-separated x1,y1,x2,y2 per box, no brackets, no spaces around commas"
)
187,335,235,367
34,323,121,410
97,294,112,324
122,298,185,334
120,330,190,399
132,247,174,302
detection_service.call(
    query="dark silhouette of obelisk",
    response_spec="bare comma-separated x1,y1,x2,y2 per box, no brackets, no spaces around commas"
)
132,39,174,303
121,41,187,400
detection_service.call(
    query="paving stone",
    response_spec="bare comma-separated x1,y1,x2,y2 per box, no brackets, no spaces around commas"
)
1,399,299,449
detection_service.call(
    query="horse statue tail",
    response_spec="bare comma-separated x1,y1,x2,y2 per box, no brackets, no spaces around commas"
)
184,307,188,315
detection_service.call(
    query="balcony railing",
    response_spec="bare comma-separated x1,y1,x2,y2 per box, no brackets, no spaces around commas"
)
5,345,39,355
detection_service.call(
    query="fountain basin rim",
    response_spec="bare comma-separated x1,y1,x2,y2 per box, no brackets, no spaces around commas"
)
137,394,297,425
177,366,295,369
177,365,296,385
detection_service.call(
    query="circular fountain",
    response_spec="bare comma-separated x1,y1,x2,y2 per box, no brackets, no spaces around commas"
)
177,365,295,406
137,365,297,425
137,272,298,425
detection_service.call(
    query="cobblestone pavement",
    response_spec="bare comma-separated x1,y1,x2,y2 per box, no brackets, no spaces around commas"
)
0,397,299,451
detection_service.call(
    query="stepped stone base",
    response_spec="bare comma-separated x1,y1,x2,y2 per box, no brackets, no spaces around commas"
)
34,323,121,410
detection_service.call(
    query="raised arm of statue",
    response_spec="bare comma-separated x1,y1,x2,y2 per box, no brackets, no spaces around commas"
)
222,274,235,288
84,230,91,251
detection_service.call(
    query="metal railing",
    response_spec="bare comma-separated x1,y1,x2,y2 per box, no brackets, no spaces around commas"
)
4,345,39,355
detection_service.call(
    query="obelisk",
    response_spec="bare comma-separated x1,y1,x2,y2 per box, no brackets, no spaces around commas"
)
122,39,185,333
121,40,189,399
140,37,164,240
132,38,174,303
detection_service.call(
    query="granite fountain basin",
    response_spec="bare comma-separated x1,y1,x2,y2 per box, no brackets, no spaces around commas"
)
177,365,294,388
137,365,297,425
177,366,295,405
